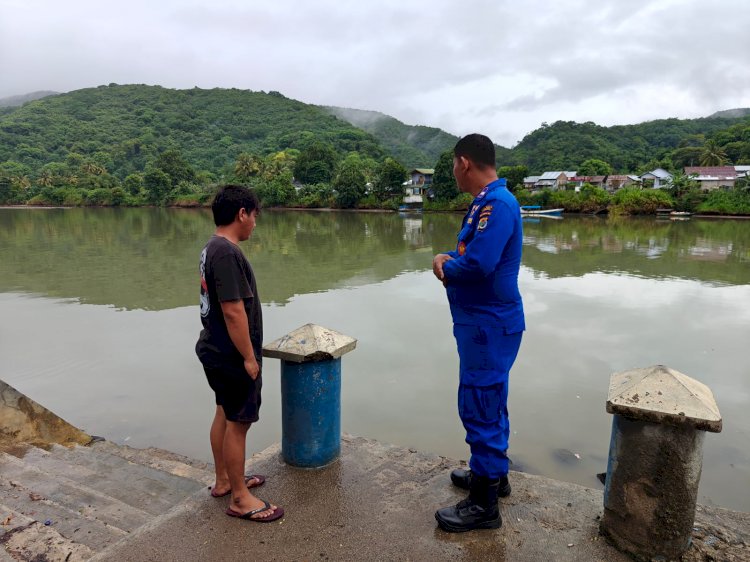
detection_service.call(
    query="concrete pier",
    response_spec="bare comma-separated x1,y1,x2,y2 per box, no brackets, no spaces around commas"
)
2,377,748,561
91,435,750,562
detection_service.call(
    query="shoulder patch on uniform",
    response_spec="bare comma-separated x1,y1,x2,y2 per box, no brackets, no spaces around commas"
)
477,205,493,230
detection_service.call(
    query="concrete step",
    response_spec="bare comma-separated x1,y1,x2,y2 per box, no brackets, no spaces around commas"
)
89,440,215,487
0,477,126,552
10,444,208,514
0,502,94,562
0,451,153,533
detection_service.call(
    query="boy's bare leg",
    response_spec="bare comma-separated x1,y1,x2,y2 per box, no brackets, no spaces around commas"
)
209,406,231,493
225,420,277,518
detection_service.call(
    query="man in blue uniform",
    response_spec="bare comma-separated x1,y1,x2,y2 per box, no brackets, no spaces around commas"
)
432,134,525,532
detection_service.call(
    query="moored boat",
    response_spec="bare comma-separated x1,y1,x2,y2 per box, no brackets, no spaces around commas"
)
520,205,564,216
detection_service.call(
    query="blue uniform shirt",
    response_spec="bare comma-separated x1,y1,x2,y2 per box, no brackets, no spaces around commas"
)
443,178,525,332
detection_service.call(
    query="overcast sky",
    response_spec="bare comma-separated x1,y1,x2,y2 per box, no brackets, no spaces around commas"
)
2,0,750,147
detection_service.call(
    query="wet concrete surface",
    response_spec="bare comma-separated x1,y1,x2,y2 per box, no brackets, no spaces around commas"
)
91,435,750,561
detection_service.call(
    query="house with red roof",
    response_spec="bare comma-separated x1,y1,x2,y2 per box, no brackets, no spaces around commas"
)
684,166,736,190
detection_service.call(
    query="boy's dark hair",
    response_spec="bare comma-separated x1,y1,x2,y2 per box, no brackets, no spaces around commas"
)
211,185,261,226
454,134,496,169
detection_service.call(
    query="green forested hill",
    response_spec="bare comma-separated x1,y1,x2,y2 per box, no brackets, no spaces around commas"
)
323,106,458,168
323,106,516,168
0,84,386,179
325,105,750,173
510,115,750,173
710,108,750,119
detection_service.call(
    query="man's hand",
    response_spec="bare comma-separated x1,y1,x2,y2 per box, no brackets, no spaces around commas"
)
244,356,260,380
432,253,453,282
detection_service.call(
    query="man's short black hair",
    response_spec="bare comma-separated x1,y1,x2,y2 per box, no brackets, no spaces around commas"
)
454,134,496,169
211,185,261,226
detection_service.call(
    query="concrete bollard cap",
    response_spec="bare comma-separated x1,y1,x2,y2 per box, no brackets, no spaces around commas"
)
606,365,722,432
262,323,357,363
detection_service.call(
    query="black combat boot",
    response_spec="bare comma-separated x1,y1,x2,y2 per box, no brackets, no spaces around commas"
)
450,468,511,497
435,475,501,532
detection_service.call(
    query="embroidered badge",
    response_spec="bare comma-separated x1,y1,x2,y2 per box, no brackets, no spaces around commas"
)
467,218,473,224
477,205,492,231
457,241,466,256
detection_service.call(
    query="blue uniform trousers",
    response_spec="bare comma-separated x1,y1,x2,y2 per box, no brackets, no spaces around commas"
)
454,325,522,480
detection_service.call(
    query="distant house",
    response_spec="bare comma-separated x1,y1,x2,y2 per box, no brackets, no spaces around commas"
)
535,171,568,190
640,168,673,189
570,175,606,189
684,166,736,190
523,176,541,189
407,168,434,196
404,168,435,195
734,165,750,179
605,175,640,191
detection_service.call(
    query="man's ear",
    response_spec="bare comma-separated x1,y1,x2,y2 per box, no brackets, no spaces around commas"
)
458,156,470,173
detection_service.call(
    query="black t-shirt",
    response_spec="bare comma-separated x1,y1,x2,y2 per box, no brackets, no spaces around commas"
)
195,235,263,369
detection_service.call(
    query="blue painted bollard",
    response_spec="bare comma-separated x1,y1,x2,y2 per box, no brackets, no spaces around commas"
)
263,324,357,468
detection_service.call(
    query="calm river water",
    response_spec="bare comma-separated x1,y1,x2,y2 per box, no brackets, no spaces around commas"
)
1,208,748,511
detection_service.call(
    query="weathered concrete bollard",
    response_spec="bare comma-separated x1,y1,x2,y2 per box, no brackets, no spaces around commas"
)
601,365,722,560
263,324,356,468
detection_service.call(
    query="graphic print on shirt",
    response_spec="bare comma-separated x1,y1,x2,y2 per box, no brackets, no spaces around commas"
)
199,247,210,318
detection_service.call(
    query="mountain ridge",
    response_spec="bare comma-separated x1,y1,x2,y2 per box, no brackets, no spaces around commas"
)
1,85,749,178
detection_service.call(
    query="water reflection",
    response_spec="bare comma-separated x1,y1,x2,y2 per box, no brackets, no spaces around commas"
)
2,209,748,312
0,208,435,309
521,216,750,285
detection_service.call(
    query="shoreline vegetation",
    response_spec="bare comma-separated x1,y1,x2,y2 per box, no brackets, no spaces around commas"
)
4,186,750,219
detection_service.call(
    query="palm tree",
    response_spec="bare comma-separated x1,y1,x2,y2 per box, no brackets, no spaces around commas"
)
12,175,31,190
699,140,729,166
37,170,54,187
82,162,106,176
234,153,262,180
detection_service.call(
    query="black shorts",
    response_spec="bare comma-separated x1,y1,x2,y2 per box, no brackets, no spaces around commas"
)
203,363,262,424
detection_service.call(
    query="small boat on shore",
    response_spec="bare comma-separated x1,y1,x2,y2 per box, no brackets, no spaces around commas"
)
520,206,564,216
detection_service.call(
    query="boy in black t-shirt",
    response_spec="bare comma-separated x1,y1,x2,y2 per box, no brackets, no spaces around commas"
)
196,185,283,522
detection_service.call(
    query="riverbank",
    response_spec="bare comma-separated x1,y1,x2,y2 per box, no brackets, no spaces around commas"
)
4,203,750,219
